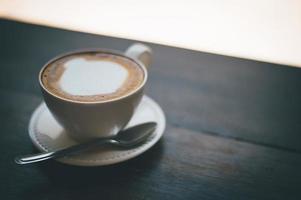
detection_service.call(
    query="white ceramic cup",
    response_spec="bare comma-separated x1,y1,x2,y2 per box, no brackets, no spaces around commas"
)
39,43,152,142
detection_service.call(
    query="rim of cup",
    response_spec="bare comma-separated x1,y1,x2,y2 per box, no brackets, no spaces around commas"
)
39,48,148,104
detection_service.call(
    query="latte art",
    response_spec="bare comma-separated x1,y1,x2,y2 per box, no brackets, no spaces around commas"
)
60,58,128,96
41,52,144,102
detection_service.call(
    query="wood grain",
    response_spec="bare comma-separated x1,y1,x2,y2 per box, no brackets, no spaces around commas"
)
1,90,301,200
1,19,301,200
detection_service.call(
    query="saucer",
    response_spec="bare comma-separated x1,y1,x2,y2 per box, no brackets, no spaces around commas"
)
28,95,166,166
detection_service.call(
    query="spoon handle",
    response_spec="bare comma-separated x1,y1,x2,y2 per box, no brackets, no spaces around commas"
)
15,138,113,164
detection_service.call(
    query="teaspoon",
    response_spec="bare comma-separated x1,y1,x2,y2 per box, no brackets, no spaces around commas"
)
15,122,157,165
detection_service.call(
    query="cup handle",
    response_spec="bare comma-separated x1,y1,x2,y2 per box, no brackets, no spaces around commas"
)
125,43,152,69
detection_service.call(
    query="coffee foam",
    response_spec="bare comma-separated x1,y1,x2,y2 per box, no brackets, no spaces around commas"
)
41,52,144,102
60,58,128,95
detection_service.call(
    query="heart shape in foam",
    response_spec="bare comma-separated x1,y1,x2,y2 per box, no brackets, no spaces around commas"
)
60,58,128,96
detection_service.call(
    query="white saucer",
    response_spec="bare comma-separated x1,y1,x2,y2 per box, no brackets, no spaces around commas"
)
28,95,166,166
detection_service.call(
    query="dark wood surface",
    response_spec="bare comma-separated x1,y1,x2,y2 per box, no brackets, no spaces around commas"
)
1,19,301,200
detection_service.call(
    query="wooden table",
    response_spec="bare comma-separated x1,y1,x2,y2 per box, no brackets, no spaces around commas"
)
1,19,301,199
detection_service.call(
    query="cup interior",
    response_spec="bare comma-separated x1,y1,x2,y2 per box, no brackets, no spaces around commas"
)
39,49,148,104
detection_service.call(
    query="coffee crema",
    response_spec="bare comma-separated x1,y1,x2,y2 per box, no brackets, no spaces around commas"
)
41,52,144,102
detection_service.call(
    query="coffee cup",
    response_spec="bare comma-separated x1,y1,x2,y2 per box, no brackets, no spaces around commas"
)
39,43,152,141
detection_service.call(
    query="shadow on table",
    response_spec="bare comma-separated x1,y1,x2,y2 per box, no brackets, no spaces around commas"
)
25,139,165,199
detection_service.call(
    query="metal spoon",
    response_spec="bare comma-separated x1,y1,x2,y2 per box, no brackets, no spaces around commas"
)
15,122,157,165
